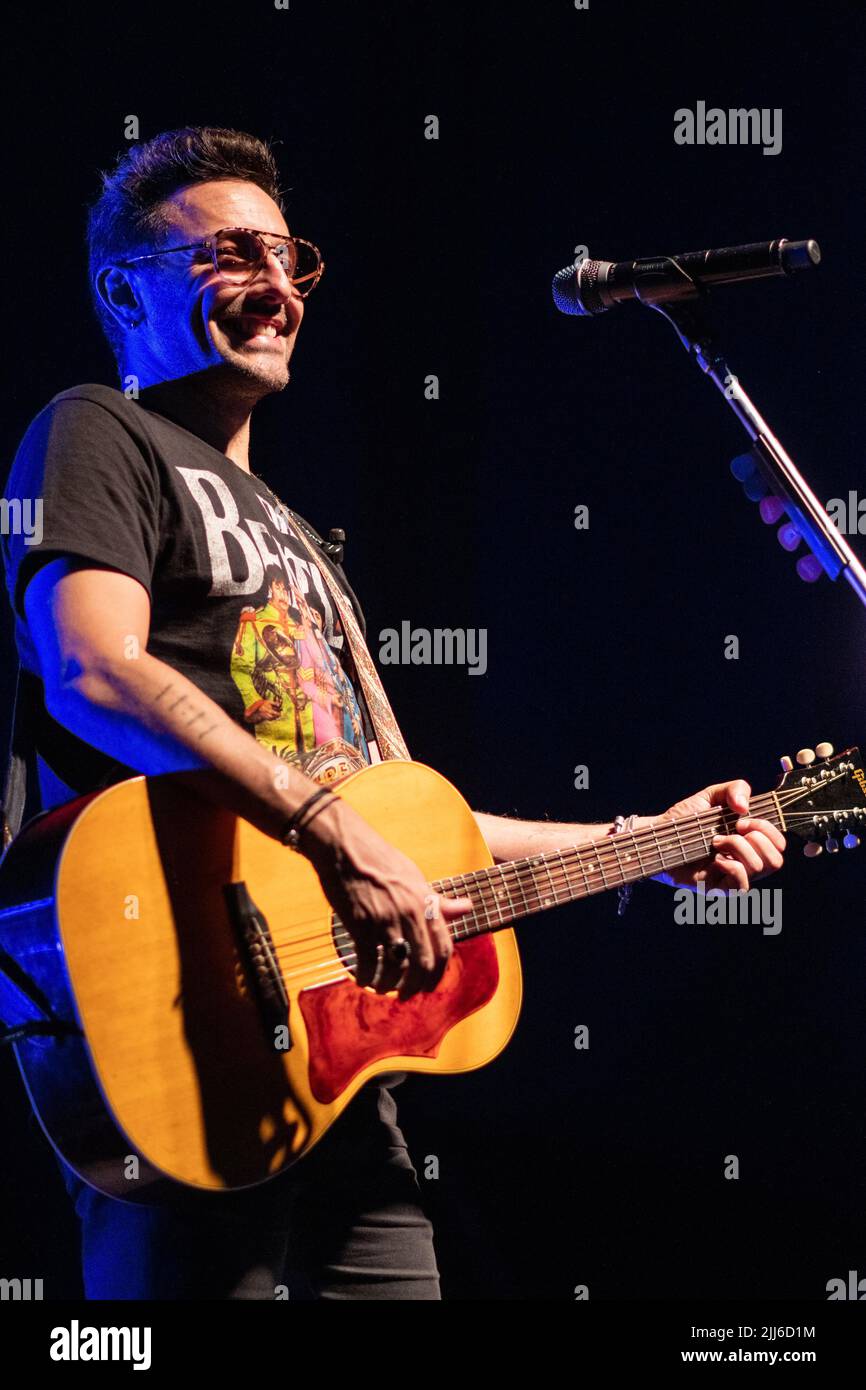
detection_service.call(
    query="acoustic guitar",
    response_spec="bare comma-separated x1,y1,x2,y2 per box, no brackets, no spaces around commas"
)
0,744,862,1204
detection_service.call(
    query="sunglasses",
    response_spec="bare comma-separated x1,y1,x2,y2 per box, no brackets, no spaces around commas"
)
115,227,325,297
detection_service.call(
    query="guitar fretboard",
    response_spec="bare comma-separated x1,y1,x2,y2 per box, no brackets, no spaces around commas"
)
434,791,785,940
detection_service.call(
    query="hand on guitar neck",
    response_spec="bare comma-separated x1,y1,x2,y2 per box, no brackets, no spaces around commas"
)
651,777,786,892
472,777,786,895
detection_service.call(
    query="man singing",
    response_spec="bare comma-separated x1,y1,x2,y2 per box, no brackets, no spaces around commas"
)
1,127,785,1299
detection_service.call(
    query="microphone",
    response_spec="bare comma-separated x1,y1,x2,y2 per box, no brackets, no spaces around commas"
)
552,238,821,317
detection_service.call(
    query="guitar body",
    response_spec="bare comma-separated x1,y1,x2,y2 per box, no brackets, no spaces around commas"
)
0,761,522,1203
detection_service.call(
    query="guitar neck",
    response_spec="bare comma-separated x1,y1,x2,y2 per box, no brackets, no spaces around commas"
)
436,789,786,941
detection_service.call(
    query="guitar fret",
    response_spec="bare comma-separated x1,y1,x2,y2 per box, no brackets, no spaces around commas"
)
596,850,610,890
609,835,631,884
648,823,669,871
669,819,687,865
494,863,511,922
479,870,498,923
629,832,646,878
575,850,592,897
554,850,571,905
698,818,716,857
512,859,532,916
467,889,489,934
543,855,561,906
454,871,483,939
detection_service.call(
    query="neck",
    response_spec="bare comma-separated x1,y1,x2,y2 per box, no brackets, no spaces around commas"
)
330,790,790,967
437,791,786,941
135,373,257,469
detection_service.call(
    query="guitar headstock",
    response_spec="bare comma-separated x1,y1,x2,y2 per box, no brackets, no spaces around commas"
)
776,742,866,855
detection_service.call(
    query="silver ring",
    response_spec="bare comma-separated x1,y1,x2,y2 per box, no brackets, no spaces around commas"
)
385,938,410,966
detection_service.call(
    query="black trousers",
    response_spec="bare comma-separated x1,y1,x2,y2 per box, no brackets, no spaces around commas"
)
58,1082,441,1300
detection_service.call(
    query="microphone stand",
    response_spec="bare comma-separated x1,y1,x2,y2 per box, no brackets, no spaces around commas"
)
647,294,866,610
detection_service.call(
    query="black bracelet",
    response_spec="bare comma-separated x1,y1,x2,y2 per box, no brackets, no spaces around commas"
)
280,787,336,849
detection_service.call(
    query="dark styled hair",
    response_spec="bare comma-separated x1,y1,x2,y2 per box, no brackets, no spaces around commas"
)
87,126,285,360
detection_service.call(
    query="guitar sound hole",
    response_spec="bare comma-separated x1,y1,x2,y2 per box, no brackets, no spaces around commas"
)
330,918,393,987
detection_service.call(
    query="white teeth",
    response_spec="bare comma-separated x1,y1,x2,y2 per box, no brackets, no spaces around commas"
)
238,320,279,338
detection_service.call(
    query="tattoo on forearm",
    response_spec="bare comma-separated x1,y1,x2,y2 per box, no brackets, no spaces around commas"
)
154,682,220,741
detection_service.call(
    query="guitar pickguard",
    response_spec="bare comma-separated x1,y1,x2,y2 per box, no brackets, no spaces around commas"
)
299,934,500,1103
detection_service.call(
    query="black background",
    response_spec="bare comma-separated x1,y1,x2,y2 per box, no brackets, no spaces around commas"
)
1,0,864,1300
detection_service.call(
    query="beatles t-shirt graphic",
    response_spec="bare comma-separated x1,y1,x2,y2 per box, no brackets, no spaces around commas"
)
174,466,372,789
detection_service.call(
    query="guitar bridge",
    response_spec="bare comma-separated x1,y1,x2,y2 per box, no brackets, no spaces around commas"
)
223,881,290,1048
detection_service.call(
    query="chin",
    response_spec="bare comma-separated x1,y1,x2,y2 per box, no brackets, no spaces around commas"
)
222,352,290,394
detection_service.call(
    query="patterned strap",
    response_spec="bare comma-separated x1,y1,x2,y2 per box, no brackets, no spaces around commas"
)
275,505,411,763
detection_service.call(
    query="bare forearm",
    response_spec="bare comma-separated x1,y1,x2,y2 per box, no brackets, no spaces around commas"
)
472,809,655,864
50,652,324,841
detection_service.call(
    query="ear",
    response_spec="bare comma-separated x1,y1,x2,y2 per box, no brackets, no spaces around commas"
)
95,266,144,332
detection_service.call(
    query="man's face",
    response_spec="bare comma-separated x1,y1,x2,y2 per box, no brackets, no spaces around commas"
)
123,179,304,394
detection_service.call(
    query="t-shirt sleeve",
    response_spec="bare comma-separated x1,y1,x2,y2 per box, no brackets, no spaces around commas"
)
2,397,161,620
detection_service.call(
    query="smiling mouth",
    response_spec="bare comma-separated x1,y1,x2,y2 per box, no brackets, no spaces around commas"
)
226,315,289,344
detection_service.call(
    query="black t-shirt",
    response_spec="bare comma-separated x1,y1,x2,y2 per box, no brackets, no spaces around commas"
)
2,383,377,807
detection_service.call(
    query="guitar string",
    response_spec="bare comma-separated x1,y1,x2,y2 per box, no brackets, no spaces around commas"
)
267,800,775,963
271,807,844,992
269,810,848,990
268,812,832,981
266,785,795,958
264,788,829,970
258,782,845,983
274,811,838,990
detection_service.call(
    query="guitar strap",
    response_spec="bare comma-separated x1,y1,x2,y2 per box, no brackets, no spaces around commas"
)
275,503,411,764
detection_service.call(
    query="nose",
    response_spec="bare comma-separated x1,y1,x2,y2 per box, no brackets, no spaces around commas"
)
252,249,304,313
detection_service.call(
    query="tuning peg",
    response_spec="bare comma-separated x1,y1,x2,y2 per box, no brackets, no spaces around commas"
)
825,836,839,853
803,841,823,857
780,755,794,772
796,748,816,765
843,833,860,850
815,742,834,758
